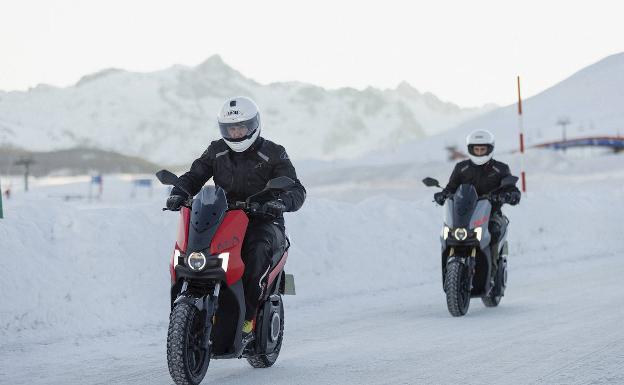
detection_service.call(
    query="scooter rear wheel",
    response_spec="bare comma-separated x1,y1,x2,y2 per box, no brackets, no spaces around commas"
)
481,295,502,307
246,297,285,368
482,256,507,307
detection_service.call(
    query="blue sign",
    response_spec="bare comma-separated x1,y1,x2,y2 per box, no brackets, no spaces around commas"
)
133,179,153,187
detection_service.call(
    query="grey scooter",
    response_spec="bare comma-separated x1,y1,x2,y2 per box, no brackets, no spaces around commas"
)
423,175,518,316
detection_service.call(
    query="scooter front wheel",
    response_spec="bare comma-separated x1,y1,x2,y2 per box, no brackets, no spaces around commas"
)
167,302,211,385
445,261,471,317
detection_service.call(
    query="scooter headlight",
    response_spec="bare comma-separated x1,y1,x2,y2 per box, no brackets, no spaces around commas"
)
218,252,230,272
187,252,207,271
441,226,450,240
453,228,468,241
473,227,482,241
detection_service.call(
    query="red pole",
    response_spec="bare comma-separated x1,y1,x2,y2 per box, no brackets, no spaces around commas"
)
517,76,522,115
517,76,527,193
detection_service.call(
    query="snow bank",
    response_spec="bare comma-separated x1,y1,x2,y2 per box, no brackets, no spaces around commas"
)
1,151,622,345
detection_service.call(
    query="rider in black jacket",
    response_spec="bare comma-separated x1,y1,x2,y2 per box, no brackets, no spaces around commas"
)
166,96,306,338
434,130,520,283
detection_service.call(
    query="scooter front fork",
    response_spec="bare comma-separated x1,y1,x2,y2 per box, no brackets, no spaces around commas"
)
447,247,477,291
203,283,220,352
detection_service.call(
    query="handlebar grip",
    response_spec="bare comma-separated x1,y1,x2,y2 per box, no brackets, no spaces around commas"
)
228,201,248,210
248,202,261,212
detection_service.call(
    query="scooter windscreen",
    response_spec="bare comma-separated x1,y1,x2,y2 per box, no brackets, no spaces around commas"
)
447,184,478,229
186,186,228,252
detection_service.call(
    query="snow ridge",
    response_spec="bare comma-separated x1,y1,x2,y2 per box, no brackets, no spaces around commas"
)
0,55,493,164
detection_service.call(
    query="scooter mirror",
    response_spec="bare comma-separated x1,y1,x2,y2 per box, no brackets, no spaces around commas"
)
156,170,192,196
422,177,441,188
500,175,519,187
265,176,295,191
156,169,180,186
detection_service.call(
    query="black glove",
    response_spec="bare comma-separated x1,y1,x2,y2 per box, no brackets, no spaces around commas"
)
491,193,505,204
434,191,448,205
166,195,186,211
260,200,287,218
506,191,521,205
492,191,521,205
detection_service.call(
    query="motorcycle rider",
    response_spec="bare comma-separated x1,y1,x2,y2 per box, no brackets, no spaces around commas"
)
166,96,306,342
433,129,520,286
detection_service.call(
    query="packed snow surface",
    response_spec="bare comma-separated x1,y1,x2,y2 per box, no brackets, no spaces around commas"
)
1,149,623,384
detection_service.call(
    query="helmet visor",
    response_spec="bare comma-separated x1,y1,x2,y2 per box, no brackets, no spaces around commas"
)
468,144,493,157
219,114,260,142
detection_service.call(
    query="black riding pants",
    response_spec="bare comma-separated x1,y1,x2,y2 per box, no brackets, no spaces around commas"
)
489,211,508,247
488,212,506,278
241,219,286,321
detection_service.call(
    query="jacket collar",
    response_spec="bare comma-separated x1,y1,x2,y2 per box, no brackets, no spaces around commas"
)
472,158,494,169
230,136,264,157
244,136,264,154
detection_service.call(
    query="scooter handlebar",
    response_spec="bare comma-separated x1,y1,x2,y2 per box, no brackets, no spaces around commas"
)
162,197,193,211
228,201,261,214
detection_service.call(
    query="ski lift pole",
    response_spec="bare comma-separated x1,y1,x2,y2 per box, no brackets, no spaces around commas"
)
14,157,34,192
517,76,527,193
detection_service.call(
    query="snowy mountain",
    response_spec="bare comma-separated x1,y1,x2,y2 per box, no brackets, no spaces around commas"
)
446,52,624,152
0,56,493,164
0,147,161,177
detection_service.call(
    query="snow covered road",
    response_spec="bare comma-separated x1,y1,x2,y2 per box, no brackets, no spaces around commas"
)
3,245,623,385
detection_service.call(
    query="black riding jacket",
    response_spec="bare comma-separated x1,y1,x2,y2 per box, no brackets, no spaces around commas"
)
171,137,306,226
443,158,521,213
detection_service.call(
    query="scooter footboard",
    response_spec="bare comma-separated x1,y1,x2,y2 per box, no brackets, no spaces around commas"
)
212,281,245,355
471,252,490,297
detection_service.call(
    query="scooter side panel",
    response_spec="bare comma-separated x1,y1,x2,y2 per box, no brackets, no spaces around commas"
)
210,210,248,286
176,206,191,253
268,251,288,289
169,207,191,285
443,200,454,228
472,200,492,249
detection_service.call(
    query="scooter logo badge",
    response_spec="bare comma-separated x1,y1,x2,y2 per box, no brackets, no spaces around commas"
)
472,215,488,228
216,236,240,252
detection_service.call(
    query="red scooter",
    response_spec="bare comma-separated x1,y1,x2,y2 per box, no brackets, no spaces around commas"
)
156,170,296,385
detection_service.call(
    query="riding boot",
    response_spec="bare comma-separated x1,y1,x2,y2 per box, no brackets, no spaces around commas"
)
242,319,255,348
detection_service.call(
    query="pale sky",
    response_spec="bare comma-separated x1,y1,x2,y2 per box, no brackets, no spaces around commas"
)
1,0,622,107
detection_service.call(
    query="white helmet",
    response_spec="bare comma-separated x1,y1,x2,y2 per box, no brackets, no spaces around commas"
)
466,129,495,165
217,96,261,152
